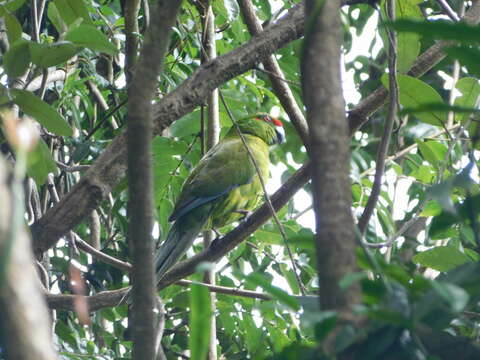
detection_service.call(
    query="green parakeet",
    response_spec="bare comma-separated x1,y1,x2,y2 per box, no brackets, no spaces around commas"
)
155,114,285,280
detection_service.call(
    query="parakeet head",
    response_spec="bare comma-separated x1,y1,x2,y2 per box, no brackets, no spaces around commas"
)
235,113,285,145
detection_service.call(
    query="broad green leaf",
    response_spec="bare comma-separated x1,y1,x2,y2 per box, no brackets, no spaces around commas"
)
431,281,469,312
413,246,472,272
454,77,480,123
387,19,480,43
170,110,201,137
64,0,93,25
446,46,480,79
189,281,211,360
1,0,26,12
53,0,93,26
11,89,72,136
420,201,442,217
415,139,447,167
4,12,22,43
47,2,66,33
246,272,300,311
400,103,480,116
65,24,117,55
382,74,446,126
3,40,30,77
395,0,421,73
410,164,435,184
29,41,78,67
27,138,57,184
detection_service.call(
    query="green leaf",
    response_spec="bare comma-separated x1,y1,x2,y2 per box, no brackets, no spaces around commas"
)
420,201,442,217
29,41,78,67
413,246,472,272
1,0,26,12
431,281,469,312
382,74,446,126
395,0,421,73
415,139,447,167
454,77,480,124
246,272,300,311
11,89,72,136
53,0,93,26
65,24,117,55
189,281,212,360
170,110,201,137
27,138,57,185
47,2,66,33
400,103,480,116
445,46,480,79
387,19,480,43
429,212,458,240
4,12,22,43
3,40,30,77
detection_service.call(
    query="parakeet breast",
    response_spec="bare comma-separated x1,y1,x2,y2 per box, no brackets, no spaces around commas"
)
209,134,270,228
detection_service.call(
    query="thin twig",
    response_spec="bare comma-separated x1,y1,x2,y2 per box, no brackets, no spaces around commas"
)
435,0,461,21
358,0,398,234
361,202,426,248
56,162,90,172
253,66,302,87
359,124,460,178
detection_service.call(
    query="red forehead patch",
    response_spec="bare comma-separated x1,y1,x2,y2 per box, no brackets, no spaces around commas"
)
272,118,283,127
256,115,283,127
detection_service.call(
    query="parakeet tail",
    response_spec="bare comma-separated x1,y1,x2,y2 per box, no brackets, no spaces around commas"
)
155,207,211,281
121,206,211,305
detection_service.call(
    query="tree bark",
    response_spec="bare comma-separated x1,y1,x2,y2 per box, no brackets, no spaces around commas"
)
301,0,361,348
126,1,182,359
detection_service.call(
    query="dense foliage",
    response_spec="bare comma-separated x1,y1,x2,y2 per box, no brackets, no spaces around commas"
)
1,0,480,359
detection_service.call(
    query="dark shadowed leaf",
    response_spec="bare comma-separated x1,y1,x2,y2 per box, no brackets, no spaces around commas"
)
27,138,57,184
29,41,78,67
3,40,30,77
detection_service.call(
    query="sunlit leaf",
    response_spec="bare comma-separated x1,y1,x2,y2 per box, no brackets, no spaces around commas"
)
11,89,73,136
382,74,446,126
189,280,211,360
65,24,118,55
413,246,471,272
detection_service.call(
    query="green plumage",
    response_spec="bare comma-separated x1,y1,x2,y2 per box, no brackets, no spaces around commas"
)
155,114,284,279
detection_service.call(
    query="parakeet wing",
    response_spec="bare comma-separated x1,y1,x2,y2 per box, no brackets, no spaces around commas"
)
169,138,255,221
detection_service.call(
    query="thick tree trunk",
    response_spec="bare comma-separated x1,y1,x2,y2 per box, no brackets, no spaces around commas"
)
301,0,362,349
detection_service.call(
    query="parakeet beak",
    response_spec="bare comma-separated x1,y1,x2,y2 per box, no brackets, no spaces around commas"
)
275,125,286,144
